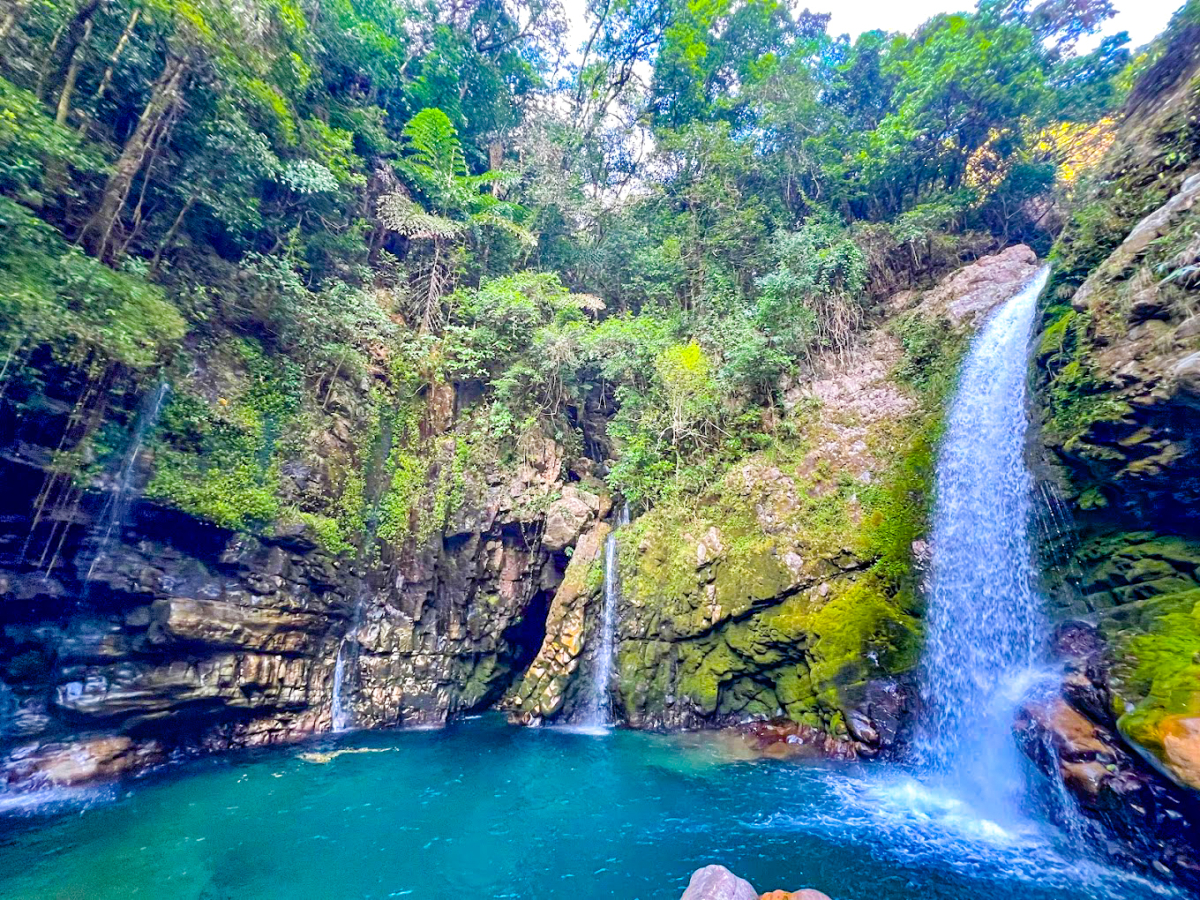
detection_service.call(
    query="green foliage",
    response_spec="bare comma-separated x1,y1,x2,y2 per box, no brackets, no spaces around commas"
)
0,198,185,370
755,222,870,360
147,340,302,531
0,0,1145,548
0,78,103,198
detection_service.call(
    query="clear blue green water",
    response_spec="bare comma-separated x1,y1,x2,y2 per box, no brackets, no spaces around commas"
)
0,716,1181,900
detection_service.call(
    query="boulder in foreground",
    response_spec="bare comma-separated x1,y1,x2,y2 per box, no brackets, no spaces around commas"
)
678,865,831,900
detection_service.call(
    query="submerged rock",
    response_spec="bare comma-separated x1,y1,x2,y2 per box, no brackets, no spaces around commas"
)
735,719,858,761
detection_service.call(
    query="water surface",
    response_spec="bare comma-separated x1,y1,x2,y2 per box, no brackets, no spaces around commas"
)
0,717,1178,900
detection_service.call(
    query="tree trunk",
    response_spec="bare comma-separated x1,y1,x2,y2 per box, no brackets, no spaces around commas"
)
82,52,186,261
39,0,100,103
55,16,92,125
149,187,198,274
93,6,140,104
0,1,30,59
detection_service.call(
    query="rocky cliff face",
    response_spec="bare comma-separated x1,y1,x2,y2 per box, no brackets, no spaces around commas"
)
0,232,1053,792
510,246,1042,755
0,388,604,788
1026,13,1200,889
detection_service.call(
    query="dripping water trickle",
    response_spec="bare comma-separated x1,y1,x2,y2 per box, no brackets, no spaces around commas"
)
86,381,171,582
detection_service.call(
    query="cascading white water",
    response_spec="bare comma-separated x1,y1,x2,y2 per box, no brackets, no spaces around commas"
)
915,266,1052,817
583,504,630,727
330,640,351,732
330,585,368,732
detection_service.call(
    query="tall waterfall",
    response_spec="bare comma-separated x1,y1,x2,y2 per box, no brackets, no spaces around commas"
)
915,266,1052,815
583,504,630,727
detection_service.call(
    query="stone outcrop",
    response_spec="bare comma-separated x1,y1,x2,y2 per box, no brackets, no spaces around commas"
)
506,521,610,722
677,866,832,900
918,243,1040,324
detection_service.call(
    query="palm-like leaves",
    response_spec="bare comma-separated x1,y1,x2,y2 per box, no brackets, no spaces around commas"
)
380,108,538,333
377,191,462,240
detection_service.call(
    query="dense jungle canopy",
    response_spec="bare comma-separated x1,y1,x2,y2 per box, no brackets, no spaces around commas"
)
0,0,1166,531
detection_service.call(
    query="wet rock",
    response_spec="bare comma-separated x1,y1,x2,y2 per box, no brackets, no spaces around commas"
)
1015,683,1200,890
679,865,758,900
542,486,599,552
2,735,165,788
759,891,832,900
508,522,611,721
1014,698,1114,767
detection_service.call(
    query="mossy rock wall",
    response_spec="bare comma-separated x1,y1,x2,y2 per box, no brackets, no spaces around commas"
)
1031,12,1200,797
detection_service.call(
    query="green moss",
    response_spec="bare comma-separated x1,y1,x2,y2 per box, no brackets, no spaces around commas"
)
806,577,921,689
290,510,355,556
1106,589,1200,777
147,339,304,531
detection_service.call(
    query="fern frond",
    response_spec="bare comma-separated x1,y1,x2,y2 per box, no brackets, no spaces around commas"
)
378,192,462,240
468,209,537,247
464,169,519,191
402,108,467,180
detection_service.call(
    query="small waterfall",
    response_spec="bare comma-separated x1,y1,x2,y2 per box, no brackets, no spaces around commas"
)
330,641,351,732
583,504,629,727
915,267,1052,818
86,381,171,581
330,585,368,732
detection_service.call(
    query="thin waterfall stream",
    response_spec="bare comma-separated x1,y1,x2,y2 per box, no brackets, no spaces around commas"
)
86,381,171,582
330,585,368,732
583,503,630,728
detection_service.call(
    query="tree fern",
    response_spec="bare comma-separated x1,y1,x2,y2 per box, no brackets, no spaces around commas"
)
398,108,468,194
377,191,462,240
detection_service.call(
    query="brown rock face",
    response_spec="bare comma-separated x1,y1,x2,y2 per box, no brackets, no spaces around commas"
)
0,423,596,787
920,244,1040,325
1016,698,1114,766
2,735,165,788
1158,715,1200,791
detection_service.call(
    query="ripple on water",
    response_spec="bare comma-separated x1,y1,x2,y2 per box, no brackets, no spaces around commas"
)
0,719,1186,900
751,766,1185,900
